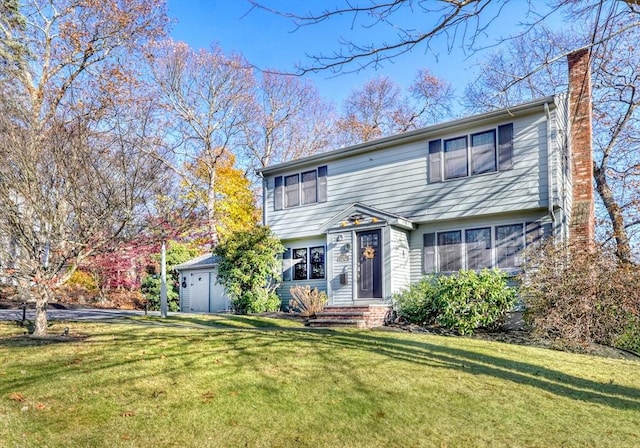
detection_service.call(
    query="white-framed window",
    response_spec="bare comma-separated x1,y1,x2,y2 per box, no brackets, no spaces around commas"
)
422,221,551,274
283,246,326,281
274,166,328,210
428,123,513,183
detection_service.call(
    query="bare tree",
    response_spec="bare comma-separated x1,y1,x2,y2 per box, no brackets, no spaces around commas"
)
147,40,254,248
337,71,452,145
242,71,336,171
251,1,640,75
0,0,169,335
464,13,640,262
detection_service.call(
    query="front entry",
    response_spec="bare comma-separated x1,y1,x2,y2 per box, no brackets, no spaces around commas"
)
357,229,382,299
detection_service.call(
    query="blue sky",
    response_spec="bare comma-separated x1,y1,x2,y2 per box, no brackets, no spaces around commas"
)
166,1,558,110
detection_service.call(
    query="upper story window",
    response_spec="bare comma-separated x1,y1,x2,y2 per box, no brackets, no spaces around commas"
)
428,123,513,183
274,166,327,210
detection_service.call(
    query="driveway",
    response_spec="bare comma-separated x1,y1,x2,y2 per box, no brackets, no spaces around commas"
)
0,308,167,322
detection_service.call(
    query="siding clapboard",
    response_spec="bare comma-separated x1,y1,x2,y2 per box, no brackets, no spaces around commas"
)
266,112,551,239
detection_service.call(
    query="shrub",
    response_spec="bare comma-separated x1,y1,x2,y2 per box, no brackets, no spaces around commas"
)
214,226,284,314
392,276,439,325
393,269,517,334
520,243,640,351
434,269,517,335
66,270,99,291
140,241,201,312
289,286,328,317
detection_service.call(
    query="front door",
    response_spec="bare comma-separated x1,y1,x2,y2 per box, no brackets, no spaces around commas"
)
357,229,382,299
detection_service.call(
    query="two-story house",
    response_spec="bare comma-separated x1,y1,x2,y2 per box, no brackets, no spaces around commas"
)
257,50,594,325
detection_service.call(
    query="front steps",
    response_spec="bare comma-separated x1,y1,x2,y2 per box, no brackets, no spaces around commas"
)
306,304,392,329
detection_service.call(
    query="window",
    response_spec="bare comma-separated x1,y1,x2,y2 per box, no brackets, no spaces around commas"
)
301,170,317,205
310,246,325,279
471,130,496,175
438,230,462,272
274,166,327,210
293,248,307,280
285,246,326,281
285,174,299,208
496,224,524,269
444,136,468,179
423,221,550,274
428,123,513,183
465,227,492,269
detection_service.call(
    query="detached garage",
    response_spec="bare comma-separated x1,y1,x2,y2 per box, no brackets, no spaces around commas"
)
174,254,230,313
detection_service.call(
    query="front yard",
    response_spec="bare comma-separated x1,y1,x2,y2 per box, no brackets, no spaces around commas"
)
1,314,639,447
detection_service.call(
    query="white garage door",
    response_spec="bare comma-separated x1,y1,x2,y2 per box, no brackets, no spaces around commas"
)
189,272,210,312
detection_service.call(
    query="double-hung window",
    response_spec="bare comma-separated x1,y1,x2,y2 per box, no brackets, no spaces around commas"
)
423,221,547,274
428,123,513,182
444,136,468,179
465,227,492,269
437,230,462,272
283,246,326,281
274,166,328,210
496,224,525,269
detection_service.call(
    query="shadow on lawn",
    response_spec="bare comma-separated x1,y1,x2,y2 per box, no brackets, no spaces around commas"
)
313,331,640,410
1,320,639,412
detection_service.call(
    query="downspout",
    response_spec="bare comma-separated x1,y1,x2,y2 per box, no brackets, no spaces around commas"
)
545,102,557,227
257,171,267,226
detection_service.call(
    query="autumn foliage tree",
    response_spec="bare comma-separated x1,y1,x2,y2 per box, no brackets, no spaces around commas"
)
0,0,169,335
147,40,255,248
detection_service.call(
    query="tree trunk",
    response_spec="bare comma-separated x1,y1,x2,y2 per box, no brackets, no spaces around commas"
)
594,162,633,264
32,285,50,336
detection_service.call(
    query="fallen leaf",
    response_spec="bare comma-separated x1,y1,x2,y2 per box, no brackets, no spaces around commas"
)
35,403,46,411
201,391,216,402
121,411,135,417
8,392,25,402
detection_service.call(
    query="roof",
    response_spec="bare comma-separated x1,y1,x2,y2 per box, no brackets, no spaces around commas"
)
320,202,416,232
256,95,559,177
174,254,221,271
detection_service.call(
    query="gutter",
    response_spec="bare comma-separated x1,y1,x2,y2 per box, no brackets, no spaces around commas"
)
257,95,558,176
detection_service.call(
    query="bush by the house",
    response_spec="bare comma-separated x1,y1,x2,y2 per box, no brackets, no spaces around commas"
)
391,276,439,325
289,285,328,317
214,226,284,314
520,243,640,353
393,269,517,335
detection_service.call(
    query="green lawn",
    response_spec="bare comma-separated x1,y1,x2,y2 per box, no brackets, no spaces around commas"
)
1,314,639,448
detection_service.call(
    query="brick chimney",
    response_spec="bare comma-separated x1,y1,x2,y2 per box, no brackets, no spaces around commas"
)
567,49,595,251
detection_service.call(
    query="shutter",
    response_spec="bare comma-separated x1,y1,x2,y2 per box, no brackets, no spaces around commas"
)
423,233,436,274
274,176,283,210
428,140,442,183
317,166,328,203
282,248,292,281
498,123,514,170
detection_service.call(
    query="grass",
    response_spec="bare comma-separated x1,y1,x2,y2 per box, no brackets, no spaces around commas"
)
1,314,639,448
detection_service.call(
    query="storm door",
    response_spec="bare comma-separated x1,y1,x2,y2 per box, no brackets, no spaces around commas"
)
357,229,382,299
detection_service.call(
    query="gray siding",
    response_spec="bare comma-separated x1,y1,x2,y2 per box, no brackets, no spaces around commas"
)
327,231,354,305
278,236,327,309
266,111,550,239
390,227,411,294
